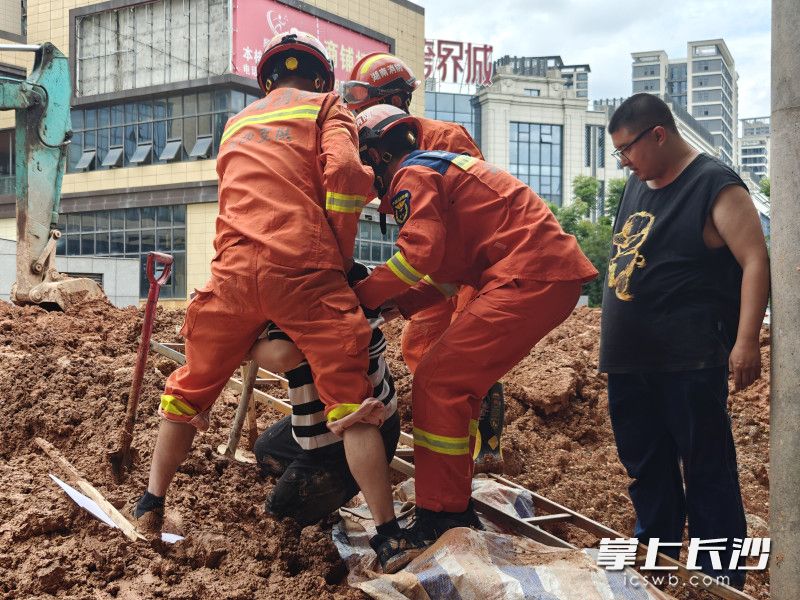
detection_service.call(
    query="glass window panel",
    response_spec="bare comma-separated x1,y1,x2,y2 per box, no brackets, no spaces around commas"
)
359,221,369,237
95,231,109,254
141,229,155,252
84,130,96,149
173,205,186,226
153,98,167,120
80,213,95,232
510,125,518,141
382,244,393,261
371,243,382,262
197,114,212,137
437,94,454,112
141,207,156,228
111,104,124,126
183,117,197,156
213,113,227,156
519,128,529,142
126,231,140,253
96,211,109,231
56,235,65,255
138,121,153,142
213,89,230,112
110,126,123,146
520,143,529,164
68,132,83,171
231,91,245,113
57,213,67,233
67,213,81,232
84,109,97,129
97,107,110,129
542,166,551,177
157,206,171,227
81,233,95,254
509,144,518,163
125,208,140,229
71,110,84,130
530,143,540,163
124,103,137,124
167,118,182,141
518,164,529,176
97,128,110,165
531,175,541,190
124,125,137,165
157,229,171,250
425,92,435,113
139,256,148,298
154,121,167,158
139,100,153,122
110,209,125,230
67,236,79,255
198,92,212,114
166,95,182,118
173,227,186,249
246,93,259,106
110,231,124,254
454,95,471,113
183,94,197,116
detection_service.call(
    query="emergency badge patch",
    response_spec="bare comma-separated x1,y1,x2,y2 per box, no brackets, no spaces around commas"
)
391,190,411,226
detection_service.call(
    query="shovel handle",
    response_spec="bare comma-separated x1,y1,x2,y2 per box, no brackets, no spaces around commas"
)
147,252,173,287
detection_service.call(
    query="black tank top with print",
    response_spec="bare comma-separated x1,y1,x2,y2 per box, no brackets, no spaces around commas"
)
599,154,747,373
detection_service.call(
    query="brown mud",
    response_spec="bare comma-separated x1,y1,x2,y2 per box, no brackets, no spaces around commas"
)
0,301,769,599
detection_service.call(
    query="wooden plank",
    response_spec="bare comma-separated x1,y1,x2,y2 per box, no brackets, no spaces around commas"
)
523,513,573,524
35,438,145,542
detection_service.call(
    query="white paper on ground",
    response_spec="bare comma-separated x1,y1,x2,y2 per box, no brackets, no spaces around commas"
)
48,474,185,544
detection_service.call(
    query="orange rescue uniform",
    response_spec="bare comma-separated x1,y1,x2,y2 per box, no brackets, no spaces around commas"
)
400,118,483,374
161,88,375,428
354,150,598,512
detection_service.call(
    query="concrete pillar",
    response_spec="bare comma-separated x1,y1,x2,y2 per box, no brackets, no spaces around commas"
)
770,1,800,597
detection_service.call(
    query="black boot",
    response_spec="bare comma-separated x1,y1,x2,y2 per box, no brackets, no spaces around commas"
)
369,529,429,573
409,500,483,544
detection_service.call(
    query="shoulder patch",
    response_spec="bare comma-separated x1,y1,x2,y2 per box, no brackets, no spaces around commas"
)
390,190,411,226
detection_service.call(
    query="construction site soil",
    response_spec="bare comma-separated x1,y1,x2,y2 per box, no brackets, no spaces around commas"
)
0,300,770,600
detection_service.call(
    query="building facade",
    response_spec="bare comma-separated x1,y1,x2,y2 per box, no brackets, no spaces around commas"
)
473,62,623,212
0,0,424,306
739,116,770,183
494,55,590,100
631,39,739,166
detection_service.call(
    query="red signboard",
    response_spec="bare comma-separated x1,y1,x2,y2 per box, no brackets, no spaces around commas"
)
232,0,391,84
425,39,494,86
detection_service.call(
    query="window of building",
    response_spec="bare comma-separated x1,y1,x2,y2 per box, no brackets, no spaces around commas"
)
68,89,243,172
509,122,563,205
55,205,187,299
0,128,14,195
524,88,540,97
354,219,400,266
693,45,719,57
75,0,229,97
424,92,480,144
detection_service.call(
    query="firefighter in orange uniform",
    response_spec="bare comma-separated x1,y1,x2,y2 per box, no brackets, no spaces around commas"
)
131,33,397,540
342,53,505,470
353,105,598,558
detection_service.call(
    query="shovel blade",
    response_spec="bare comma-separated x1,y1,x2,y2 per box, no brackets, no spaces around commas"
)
108,446,139,481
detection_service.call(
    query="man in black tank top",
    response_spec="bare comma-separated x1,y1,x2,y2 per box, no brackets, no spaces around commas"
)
600,94,769,590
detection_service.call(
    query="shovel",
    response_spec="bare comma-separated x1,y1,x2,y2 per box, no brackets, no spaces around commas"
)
109,251,173,481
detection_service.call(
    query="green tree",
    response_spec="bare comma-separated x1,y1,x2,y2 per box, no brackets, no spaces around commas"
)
759,176,770,197
606,177,627,218
572,175,599,215
547,196,613,308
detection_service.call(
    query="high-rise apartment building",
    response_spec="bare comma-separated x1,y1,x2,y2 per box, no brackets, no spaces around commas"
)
631,39,738,166
739,117,770,183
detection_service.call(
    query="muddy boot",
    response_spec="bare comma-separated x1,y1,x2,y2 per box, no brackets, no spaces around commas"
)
409,500,483,544
473,382,505,474
369,529,429,574
128,491,164,535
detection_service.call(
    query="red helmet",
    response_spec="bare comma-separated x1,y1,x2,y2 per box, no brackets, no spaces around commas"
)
342,52,420,111
257,31,335,94
356,104,422,151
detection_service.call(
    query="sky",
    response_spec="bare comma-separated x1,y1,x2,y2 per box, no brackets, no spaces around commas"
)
414,0,772,120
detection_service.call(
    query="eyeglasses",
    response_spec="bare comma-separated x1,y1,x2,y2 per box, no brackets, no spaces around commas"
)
611,124,660,161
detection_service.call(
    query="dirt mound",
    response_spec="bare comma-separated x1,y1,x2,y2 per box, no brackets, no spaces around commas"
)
0,302,770,599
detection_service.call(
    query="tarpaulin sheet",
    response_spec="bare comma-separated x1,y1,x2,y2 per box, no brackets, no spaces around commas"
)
333,478,674,600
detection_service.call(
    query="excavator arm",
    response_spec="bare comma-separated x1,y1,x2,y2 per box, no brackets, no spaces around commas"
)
1,42,105,310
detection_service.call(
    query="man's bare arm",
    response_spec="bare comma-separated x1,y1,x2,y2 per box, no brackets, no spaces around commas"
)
708,184,770,389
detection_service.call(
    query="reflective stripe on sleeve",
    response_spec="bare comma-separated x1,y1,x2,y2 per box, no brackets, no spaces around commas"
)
386,251,424,286
326,403,361,422
159,394,198,417
422,275,458,298
451,154,478,171
325,192,366,214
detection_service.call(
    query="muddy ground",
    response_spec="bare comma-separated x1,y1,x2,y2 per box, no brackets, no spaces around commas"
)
0,300,770,599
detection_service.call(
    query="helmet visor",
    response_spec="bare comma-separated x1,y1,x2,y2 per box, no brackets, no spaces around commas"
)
341,80,409,106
